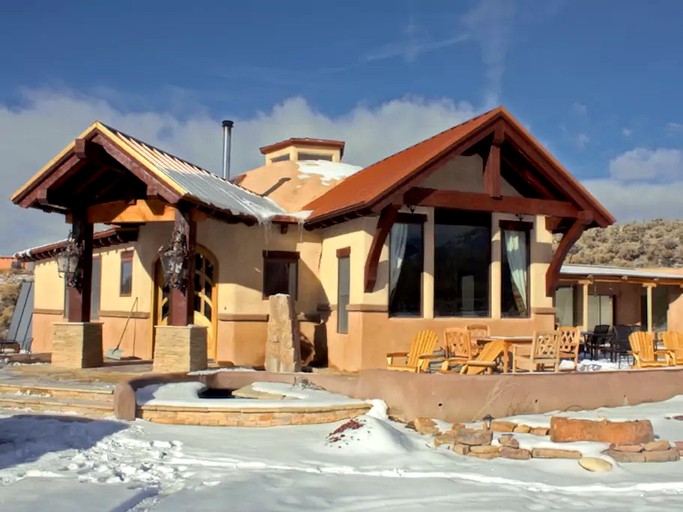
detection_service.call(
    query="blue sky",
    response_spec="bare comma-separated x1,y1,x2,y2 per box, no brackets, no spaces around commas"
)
1,0,683,251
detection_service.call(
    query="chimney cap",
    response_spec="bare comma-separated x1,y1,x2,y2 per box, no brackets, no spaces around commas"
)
222,120,234,128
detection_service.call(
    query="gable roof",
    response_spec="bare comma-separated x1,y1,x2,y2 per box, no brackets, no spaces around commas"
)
304,107,615,228
11,122,290,223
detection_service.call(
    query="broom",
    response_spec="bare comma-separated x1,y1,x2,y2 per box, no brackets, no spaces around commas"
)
106,297,138,360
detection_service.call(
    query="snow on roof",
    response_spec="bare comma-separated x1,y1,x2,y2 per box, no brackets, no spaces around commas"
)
295,160,362,185
560,264,683,281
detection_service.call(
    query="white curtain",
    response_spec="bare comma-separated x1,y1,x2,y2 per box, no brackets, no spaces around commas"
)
504,230,528,314
389,223,408,298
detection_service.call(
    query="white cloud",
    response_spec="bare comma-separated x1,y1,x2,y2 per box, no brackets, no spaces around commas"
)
574,133,590,150
666,122,683,134
608,147,683,181
622,127,633,137
583,179,683,221
572,102,588,117
0,89,476,253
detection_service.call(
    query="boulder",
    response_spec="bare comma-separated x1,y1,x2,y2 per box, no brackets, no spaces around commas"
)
513,424,532,434
643,440,671,452
434,433,458,448
675,441,683,455
469,445,500,455
608,443,643,453
452,444,470,456
498,435,519,448
550,417,654,444
265,294,301,373
530,427,550,436
490,420,517,432
644,449,680,463
499,447,532,460
604,449,646,463
579,457,613,472
532,448,582,459
414,417,440,436
468,451,499,460
454,428,493,446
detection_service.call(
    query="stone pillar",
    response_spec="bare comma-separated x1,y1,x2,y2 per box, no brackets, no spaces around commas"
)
265,294,301,373
51,322,103,368
153,325,207,373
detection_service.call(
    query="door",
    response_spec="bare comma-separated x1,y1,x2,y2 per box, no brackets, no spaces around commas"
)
153,246,218,360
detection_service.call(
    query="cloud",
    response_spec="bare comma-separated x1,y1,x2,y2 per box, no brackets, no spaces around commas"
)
622,127,633,137
608,147,683,182
461,0,516,108
583,179,683,221
574,133,590,150
666,122,683,135
0,89,476,253
572,102,588,117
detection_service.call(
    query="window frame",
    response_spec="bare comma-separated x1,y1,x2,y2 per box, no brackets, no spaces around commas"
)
499,220,532,318
119,250,134,297
336,247,351,334
262,250,299,299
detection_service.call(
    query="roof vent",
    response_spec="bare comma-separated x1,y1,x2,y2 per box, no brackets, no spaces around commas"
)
259,138,345,165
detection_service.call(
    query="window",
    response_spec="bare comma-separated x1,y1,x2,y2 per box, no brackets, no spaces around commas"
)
298,152,332,161
120,251,133,296
588,294,613,328
501,221,531,318
642,286,669,332
271,154,290,163
263,251,298,299
389,221,423,317
337,248,350,334
91,256,101,320
434,210,491,317
554,286,575,327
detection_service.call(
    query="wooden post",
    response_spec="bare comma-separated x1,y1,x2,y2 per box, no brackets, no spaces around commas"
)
168,209,196,326
483,126,503,198
67,214,93,323
579,279,591,332
644,283,656,333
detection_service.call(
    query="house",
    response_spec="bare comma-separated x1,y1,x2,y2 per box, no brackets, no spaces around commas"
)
11,107,614,371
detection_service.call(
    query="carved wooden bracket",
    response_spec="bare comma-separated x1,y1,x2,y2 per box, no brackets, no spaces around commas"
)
546,210,593,297
364,205,399,293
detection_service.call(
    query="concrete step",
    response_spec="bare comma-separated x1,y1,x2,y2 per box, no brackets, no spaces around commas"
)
0,392,115,418
0,383,115,403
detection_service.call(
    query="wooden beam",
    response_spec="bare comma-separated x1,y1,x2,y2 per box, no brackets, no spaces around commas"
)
502,154,555,199
545,210,593,297
364,205,399,293
404,188,579,218
86,199,176,224
483,126,503,198
168,208,196,326
67,214,93,322
19,154,85,208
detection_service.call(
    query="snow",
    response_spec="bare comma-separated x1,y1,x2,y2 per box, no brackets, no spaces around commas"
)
296,160,363,185
2,394,683,510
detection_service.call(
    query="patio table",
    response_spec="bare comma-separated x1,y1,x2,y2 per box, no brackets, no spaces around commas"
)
480,335,533,373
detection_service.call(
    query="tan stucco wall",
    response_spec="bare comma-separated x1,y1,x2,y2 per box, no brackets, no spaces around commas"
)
420,154,520,196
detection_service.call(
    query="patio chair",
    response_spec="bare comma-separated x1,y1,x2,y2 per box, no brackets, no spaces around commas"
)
603,324,634,366
458,339,503,375
512,331,560,373
386,330,440,373
661,331,683,365
557,326,581,370
440,328,472,372
586,324,612,360
628,331,674,368
466,324,490,357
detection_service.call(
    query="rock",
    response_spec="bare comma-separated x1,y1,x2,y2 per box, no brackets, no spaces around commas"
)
513,424,531,434
499,447,532,460
265,294,301,373
532,448,582,459
550,417,654,444
454,428,493,446
498,435,519,448
468,451,499,460
490,420,517,432
530,427,549,436
608,443,643,453
604,449,646,463
414,417,440,436
579,457,613,472
434,433,457,448
643,440,671,452
452,444,470,456
675,441,683,455
447,423,465,434
469,445,500,455
644,449,680,463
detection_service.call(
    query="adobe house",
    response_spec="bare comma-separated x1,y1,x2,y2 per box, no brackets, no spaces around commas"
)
11,107,614,371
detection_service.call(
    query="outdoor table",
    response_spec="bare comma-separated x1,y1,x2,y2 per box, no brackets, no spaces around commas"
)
480,335,534,373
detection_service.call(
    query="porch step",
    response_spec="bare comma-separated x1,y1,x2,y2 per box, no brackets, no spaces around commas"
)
0,383,115,403
0,392,115,418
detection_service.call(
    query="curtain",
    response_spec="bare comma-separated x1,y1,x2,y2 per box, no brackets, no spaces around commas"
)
389,223,408,298
504,230,528,315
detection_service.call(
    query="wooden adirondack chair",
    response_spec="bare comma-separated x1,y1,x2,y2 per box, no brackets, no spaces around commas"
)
661,331,683,365
458,339,504,375
628,331,673,368
466,324,490,357
512,331,560,373
558,326,581,370
440,328,472,372
386,330,439,373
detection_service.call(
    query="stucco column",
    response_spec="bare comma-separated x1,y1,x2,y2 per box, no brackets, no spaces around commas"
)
490,215,502,319
423,208,435,319
643,283,656,333
579,279,591,331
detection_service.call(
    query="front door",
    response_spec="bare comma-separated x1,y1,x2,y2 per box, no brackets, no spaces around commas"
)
153,246,218,360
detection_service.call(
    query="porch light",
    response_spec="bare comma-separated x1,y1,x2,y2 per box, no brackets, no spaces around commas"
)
159,228,189,291
482,414,494,431
56,231,83,288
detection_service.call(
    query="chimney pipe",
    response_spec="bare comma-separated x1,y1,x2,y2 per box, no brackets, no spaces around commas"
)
222,120,234,180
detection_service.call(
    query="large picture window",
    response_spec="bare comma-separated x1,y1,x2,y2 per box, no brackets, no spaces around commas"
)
434,210,491,317
501,222,531,318
389,221,423,317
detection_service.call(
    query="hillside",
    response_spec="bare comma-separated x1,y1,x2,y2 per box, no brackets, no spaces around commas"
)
562,219,683,268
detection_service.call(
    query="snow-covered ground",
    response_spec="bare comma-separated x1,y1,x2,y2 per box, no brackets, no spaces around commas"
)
1,392,683,511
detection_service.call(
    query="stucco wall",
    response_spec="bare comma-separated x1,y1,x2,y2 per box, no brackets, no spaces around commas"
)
420,154,520,196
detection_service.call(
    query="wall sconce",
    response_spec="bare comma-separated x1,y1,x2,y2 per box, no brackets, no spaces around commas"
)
159,228,189,292
56,231,83,289
482,414,494,431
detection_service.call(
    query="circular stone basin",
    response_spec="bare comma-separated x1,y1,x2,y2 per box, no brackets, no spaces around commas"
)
136,381,371,427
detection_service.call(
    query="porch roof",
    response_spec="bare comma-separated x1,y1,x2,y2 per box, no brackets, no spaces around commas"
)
560,264,683,284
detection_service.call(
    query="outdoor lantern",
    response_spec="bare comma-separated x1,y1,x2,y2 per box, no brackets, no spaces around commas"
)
159,228,189,291
56,231,83,288
482,414,494,431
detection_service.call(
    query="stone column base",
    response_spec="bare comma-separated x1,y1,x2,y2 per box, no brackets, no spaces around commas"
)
153,325,207,373
52,322,103,369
